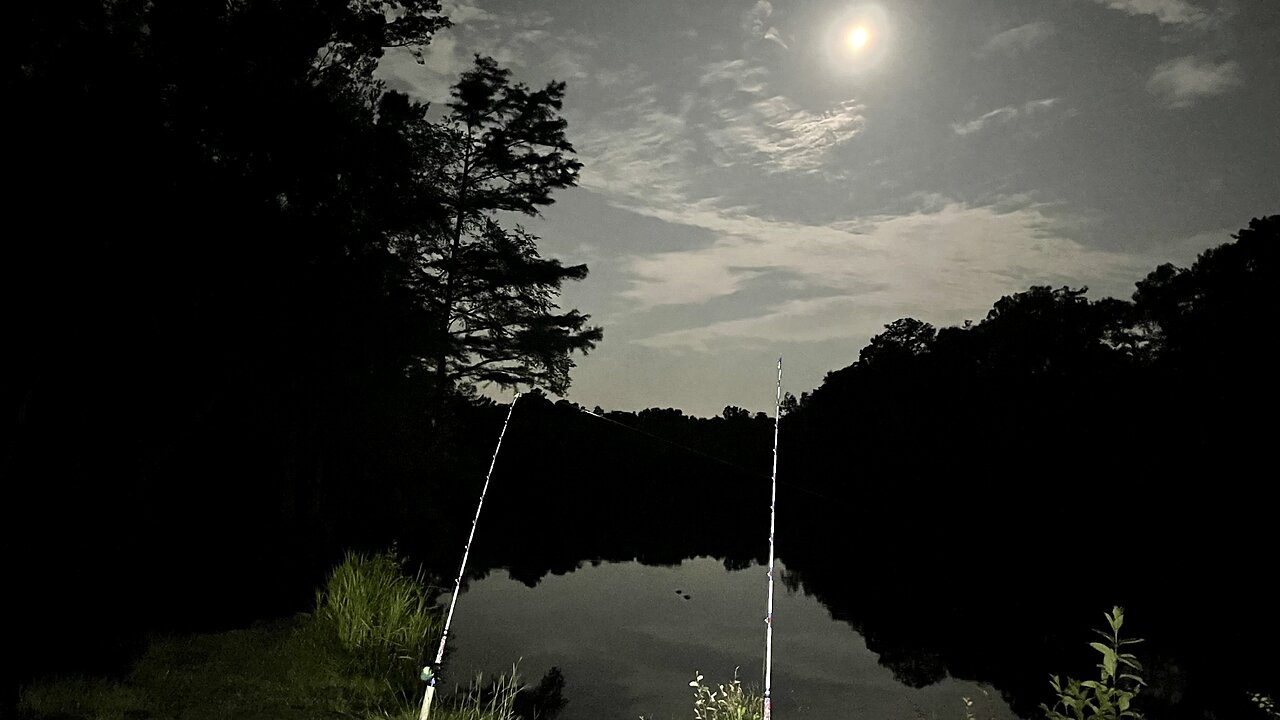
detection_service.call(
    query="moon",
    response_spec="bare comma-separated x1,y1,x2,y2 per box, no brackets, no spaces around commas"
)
847,26,870,51
825,4,892,76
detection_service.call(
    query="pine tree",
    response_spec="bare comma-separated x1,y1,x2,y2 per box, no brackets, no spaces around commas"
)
397,55,601,397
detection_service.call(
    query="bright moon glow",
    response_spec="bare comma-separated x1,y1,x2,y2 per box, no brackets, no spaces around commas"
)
847,26,869,50
824,4,890,75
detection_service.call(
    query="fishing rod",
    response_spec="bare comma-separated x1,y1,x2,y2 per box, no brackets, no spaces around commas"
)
763,357,782,720
419,392,522,720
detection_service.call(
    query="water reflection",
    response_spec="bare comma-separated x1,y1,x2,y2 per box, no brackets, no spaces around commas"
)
443,557,1021,720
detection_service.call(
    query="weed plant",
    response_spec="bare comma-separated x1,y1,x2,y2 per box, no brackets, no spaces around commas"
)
689,668,764,720
1041,606,1145,720
440,667,524,720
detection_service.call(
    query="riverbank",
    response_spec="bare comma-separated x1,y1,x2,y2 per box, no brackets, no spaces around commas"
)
15,550,532,720
17,615,441,720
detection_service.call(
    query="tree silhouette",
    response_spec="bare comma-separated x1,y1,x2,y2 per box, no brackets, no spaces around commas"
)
395,55,601,396
976,285,1132,377
858,318,937,369
1134,215,1278,378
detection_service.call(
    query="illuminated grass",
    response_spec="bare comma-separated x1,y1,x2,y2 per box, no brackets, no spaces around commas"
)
315,548,442,699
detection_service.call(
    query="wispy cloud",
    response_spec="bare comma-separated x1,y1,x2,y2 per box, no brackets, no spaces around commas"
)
981,21,1055,56
440,0,494,25
698,59,770,94
1146,56,1242,107
951,98,1061,136
618,201,1086,308
638,296,875,349
700,60,864,174
709,96,865,174
625,201,1152,350
575,84,698,207
574,58,864,204
376,8,600,102
1090,0,1210,25
743,0,788,48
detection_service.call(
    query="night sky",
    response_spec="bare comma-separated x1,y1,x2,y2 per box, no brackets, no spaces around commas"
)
377,0,1279,416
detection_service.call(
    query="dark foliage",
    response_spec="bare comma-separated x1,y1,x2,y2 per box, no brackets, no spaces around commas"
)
2,0,595,708
775,215,1279,719
392,55,602,396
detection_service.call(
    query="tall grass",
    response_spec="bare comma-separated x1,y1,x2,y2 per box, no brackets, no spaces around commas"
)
440,667,524,720
315,548,441,698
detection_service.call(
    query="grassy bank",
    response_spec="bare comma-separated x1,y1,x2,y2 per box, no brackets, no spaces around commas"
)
17,550,524,720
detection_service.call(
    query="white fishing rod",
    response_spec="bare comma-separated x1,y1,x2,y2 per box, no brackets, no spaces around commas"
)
420,392,522,720
763,357,782,720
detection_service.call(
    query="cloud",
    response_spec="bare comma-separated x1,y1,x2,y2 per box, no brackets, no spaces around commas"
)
620,201,1117,309
699,60,864,174
625,201,1153,350
1090,0,1210,25
1146,56,1243,107
698,58,770,94
375,9,601,104
743,0,788,48
951,97,1061,136
574,84,698,207
981,21,1055,56
709,96,865,174
440,0,493,25
637,296,876,349
574,58,864,205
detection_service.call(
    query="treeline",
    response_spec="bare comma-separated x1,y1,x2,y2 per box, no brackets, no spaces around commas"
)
4,0,598,700
776,215,1279,719
782,215,1278,560
471,395,776,582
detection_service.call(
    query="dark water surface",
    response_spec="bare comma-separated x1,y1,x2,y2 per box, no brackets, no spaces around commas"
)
443,557,1021,720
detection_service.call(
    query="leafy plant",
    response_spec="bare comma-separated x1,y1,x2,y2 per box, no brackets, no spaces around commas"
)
1041,606,1146,720
689,668,764,720
1251,693,1279,719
